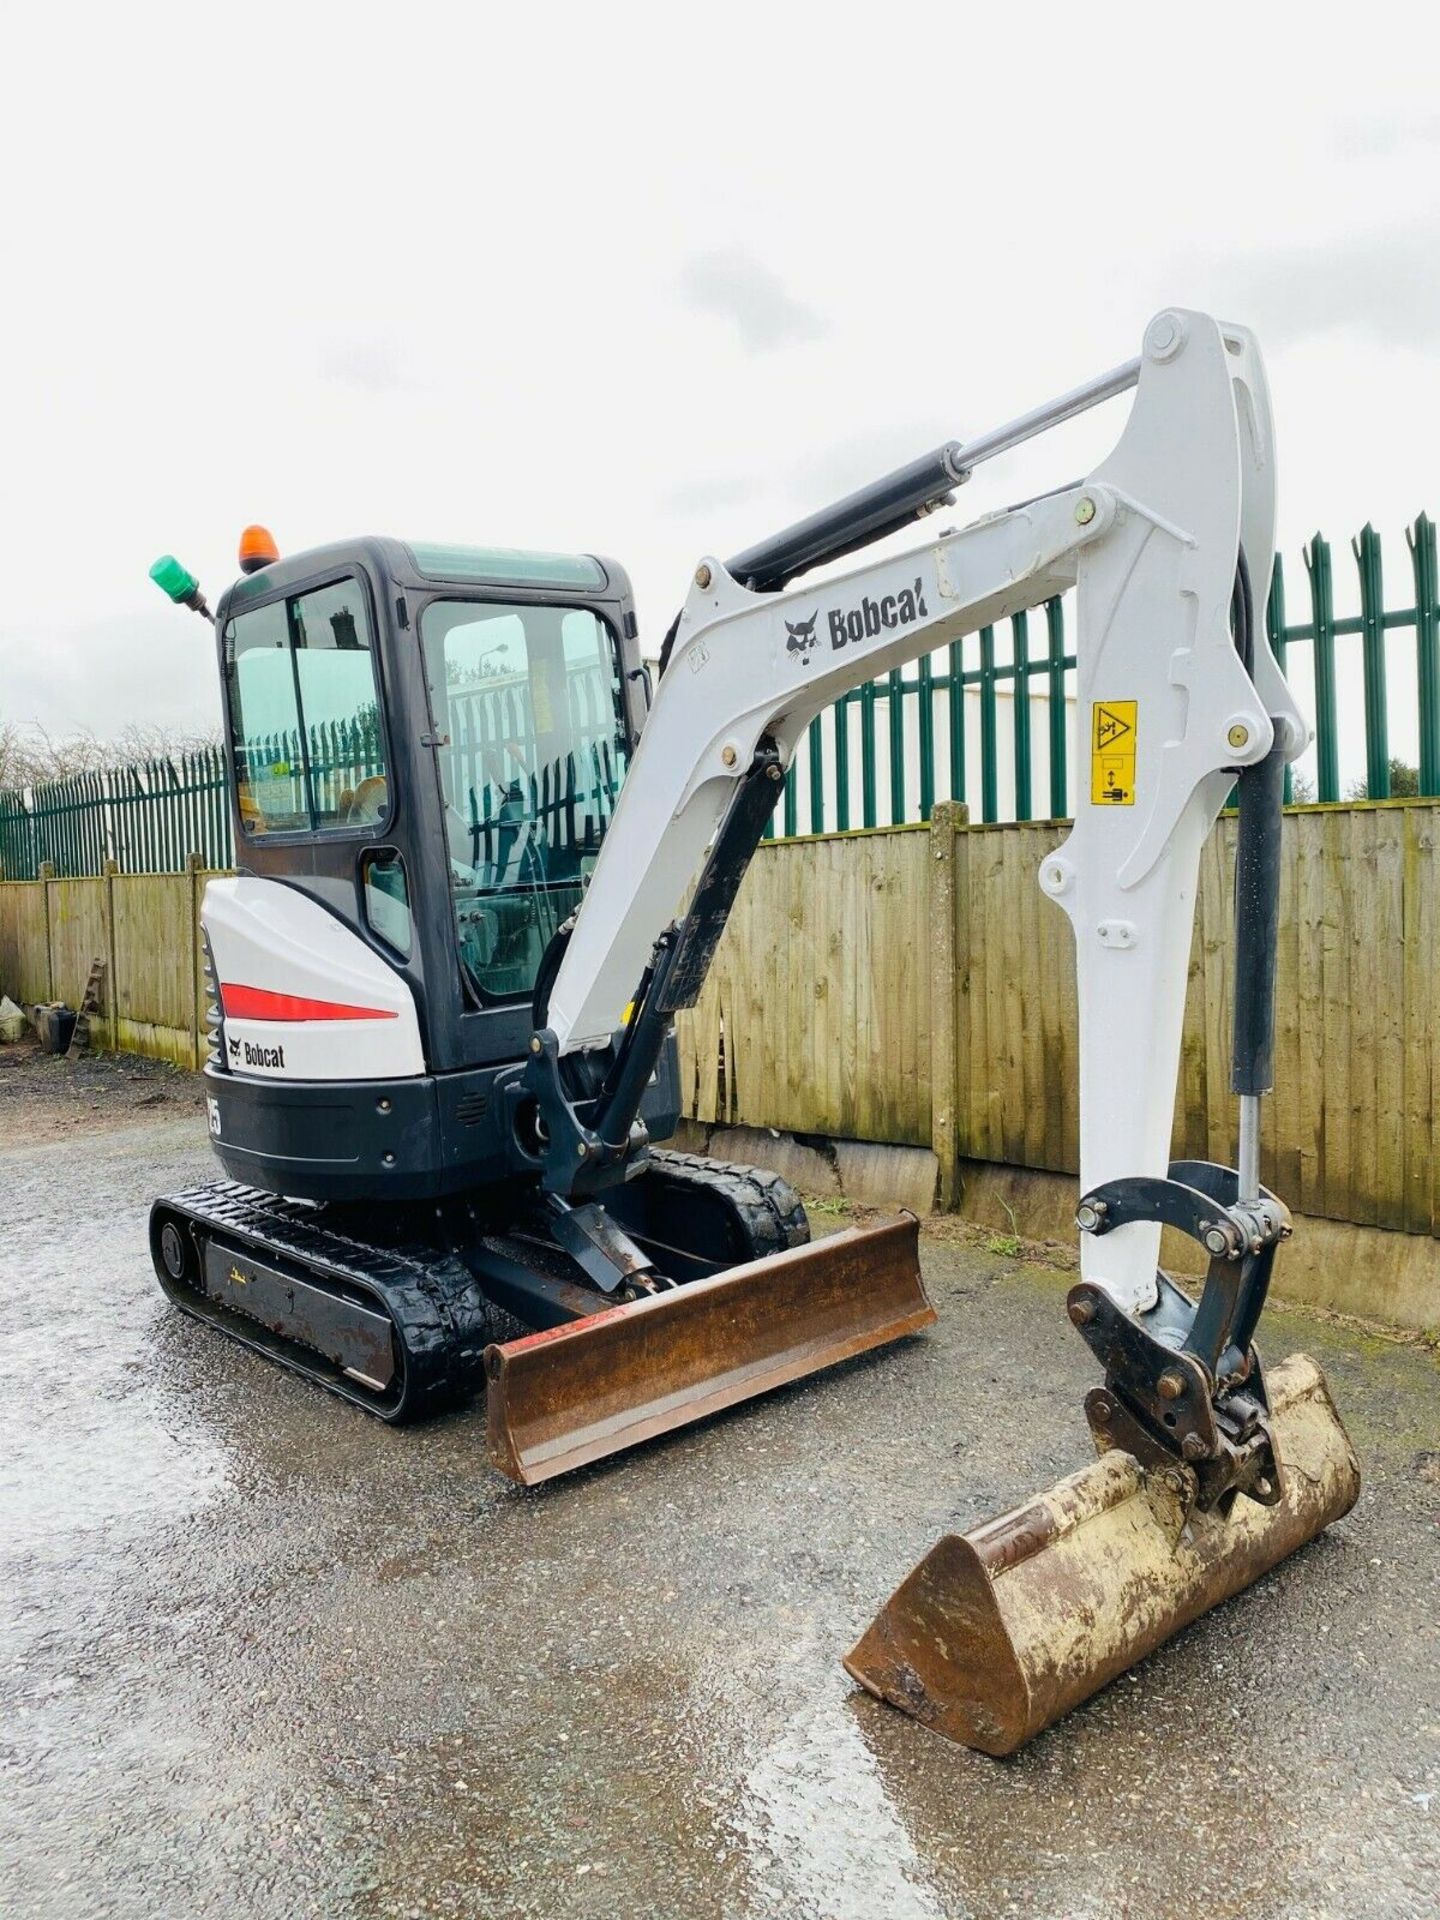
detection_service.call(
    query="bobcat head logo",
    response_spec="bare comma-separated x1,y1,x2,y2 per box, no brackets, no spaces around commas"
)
785,613,818,665
227,1033,241,1062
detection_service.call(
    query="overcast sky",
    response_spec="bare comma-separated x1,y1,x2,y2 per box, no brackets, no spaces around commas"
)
2,3,1437,790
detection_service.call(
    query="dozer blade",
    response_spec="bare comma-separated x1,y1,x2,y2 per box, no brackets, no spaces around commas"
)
844,1352,1359,1756
485,1216,934,1485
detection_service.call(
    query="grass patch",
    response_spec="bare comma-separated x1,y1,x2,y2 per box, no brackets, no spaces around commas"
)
801,1193,851,1218
983,1233,1024,1258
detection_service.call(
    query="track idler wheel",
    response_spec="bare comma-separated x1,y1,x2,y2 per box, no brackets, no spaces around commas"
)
157,1217,191,1284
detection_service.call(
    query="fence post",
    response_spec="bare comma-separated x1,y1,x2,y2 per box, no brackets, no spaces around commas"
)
1408,513,1440,798
860,681,878,826
103,858,119,1051
1266,555,1294,807
38,862,55,1002
1353,524,1389,800
1045,598,1067,818
918,654,935,820
930,800,968,1210
887,666,906,825
1305,534,1340,802
807,717,824,835
834,694,851,831
1012,610,1032,822
947,639,965,808
978,625,998,823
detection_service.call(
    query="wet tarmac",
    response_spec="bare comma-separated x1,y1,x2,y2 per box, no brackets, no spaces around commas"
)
3,1110,1438,1919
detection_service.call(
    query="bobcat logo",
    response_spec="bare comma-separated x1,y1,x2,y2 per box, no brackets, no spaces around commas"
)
227,1033,241,1062
785,613,819,666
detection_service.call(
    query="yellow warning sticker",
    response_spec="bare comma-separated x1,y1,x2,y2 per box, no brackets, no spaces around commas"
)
1091,700,1138,806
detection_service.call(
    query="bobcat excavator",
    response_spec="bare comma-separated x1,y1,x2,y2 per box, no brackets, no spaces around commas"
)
148,308,1357,1752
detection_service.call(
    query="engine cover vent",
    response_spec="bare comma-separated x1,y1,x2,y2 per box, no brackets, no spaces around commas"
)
200,926,226,1072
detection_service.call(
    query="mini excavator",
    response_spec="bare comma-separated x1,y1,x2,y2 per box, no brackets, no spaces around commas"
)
149,309,1357,1751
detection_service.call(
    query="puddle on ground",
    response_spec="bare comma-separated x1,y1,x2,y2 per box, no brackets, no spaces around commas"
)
0,1298,229,1559
728,1697,950,1920
1,1150,231,1575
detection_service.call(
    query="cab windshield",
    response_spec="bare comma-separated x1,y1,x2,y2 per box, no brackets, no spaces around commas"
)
419,599,627,1001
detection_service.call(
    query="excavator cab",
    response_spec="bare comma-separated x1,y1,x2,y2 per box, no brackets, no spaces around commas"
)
201,537,670,1202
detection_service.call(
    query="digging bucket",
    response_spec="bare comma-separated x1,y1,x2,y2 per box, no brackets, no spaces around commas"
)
844,1352,1359,1755
485,1216,935,1485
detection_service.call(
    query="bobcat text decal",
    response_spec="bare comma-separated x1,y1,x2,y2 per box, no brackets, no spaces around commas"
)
825,577,929,650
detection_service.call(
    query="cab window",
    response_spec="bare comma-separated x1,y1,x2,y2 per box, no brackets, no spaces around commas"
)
362,848,412,957
224,579,388,835
419,599,627,1000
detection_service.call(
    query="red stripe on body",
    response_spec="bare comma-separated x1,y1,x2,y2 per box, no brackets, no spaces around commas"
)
220,982,399,1023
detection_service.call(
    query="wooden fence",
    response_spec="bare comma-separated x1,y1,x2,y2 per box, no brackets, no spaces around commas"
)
1,801,1437,1248
677,799,1440,1244
0,862,218,1068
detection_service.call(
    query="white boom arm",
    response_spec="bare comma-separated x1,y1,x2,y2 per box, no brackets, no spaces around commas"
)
547,309,1307,1314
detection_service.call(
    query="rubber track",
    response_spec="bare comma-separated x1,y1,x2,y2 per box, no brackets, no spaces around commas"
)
153,1181,495,1422
154,1155,807,1424
642,1148,812,1259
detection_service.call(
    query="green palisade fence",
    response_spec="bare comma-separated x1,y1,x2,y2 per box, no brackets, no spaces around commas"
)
0,724,381,880
0,749,235,880
2,515,1437,879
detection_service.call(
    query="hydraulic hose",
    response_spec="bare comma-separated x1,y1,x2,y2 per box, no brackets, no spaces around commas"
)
531,916,575,1031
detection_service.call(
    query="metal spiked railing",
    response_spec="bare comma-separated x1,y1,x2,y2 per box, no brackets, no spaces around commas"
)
0,669,623,881
0,749,236,880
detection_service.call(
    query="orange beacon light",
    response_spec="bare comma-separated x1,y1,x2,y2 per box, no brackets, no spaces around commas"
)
238,525,280,574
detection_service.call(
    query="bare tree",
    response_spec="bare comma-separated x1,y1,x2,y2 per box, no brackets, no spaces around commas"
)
110,720,223,764
0,720,28,789
0,719,222,790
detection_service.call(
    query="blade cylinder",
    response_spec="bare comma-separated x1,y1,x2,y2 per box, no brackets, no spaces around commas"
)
485,1217,934,1485
844,1352,1359,1755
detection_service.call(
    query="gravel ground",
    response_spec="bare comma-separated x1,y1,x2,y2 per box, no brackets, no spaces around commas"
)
2,1071,1437,1919
0,1035,203,1148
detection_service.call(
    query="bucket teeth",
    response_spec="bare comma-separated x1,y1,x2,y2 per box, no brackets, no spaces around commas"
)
484,1216,934,1485
844,1352,1359,1755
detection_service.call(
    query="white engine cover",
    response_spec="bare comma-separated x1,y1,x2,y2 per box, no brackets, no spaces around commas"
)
204,876,426,1081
